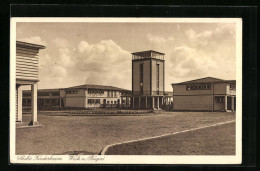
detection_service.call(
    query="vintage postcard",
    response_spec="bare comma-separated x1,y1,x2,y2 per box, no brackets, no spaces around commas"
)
10,18,242,164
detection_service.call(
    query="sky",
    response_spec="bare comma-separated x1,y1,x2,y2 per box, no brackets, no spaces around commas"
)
16,21,237,91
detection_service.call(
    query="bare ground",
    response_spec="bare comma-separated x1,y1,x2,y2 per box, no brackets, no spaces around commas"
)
105,122,235,155
16,111,235,155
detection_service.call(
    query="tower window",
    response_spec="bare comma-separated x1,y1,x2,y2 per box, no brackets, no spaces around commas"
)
140,63,143,94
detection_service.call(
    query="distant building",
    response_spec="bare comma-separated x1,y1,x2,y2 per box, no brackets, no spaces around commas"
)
120,50,173,109
16,41,46,124
22,84,131,109
171,77,236,111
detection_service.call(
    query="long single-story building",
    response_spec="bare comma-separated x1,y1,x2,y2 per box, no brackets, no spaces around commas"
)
171,77,236,112
22,84,131,109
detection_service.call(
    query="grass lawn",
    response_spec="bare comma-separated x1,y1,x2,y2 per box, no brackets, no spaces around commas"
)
105,122,235,155
16,111,235,155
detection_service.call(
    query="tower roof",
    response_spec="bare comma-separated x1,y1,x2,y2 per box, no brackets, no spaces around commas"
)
131,50,165,56
131,50,165,60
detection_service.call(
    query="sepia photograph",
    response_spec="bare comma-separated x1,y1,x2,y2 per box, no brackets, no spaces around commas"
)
10,18,242,164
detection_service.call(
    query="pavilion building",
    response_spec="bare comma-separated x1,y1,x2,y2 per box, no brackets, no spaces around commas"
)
15,41,46,125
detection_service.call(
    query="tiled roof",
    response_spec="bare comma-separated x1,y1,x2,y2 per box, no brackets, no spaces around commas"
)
66,84,131,91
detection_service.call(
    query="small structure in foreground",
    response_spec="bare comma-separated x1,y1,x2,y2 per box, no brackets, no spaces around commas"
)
16,41,46,125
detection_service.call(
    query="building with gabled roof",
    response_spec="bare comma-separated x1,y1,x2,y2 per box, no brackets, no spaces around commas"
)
66,84,128,91
22,84,131,109
171,77,236,111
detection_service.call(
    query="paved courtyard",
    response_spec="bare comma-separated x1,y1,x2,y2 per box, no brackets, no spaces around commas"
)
16,111,236,155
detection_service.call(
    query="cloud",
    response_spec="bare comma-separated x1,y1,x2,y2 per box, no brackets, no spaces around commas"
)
52,37,70,48
76,40,131,89
18,36,47,46
39,54,68,77
184,23,235,47
39,39,132,90
57,48,74,67
147,34,174,45
169,46,216,78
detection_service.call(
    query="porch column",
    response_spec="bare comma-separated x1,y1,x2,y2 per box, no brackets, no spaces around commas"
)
29,83,38,125
157,97,159,109
121,96,123,108
17,85,23,122
224,95,228,111
139,97,141,109
231,96,234,111
145,97,148,108
59,98,62,107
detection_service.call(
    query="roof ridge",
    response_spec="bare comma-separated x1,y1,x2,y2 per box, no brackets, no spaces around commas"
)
171,77,234,85
67,84,130,91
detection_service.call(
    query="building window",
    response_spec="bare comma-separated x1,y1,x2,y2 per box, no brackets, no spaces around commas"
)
114,101,117,104
88,89,104,94
186,84,211,91
22,99,27,106
23,93,31,97
51,99,60,106
156,64,159,92
107,101,110,104
230,83,236,90
38,92,50,96
27,99,31,106
51,92,60,96
65,90,78,94
88,99,100,104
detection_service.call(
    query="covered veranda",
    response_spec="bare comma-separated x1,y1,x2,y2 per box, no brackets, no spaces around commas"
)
120,95,173,110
